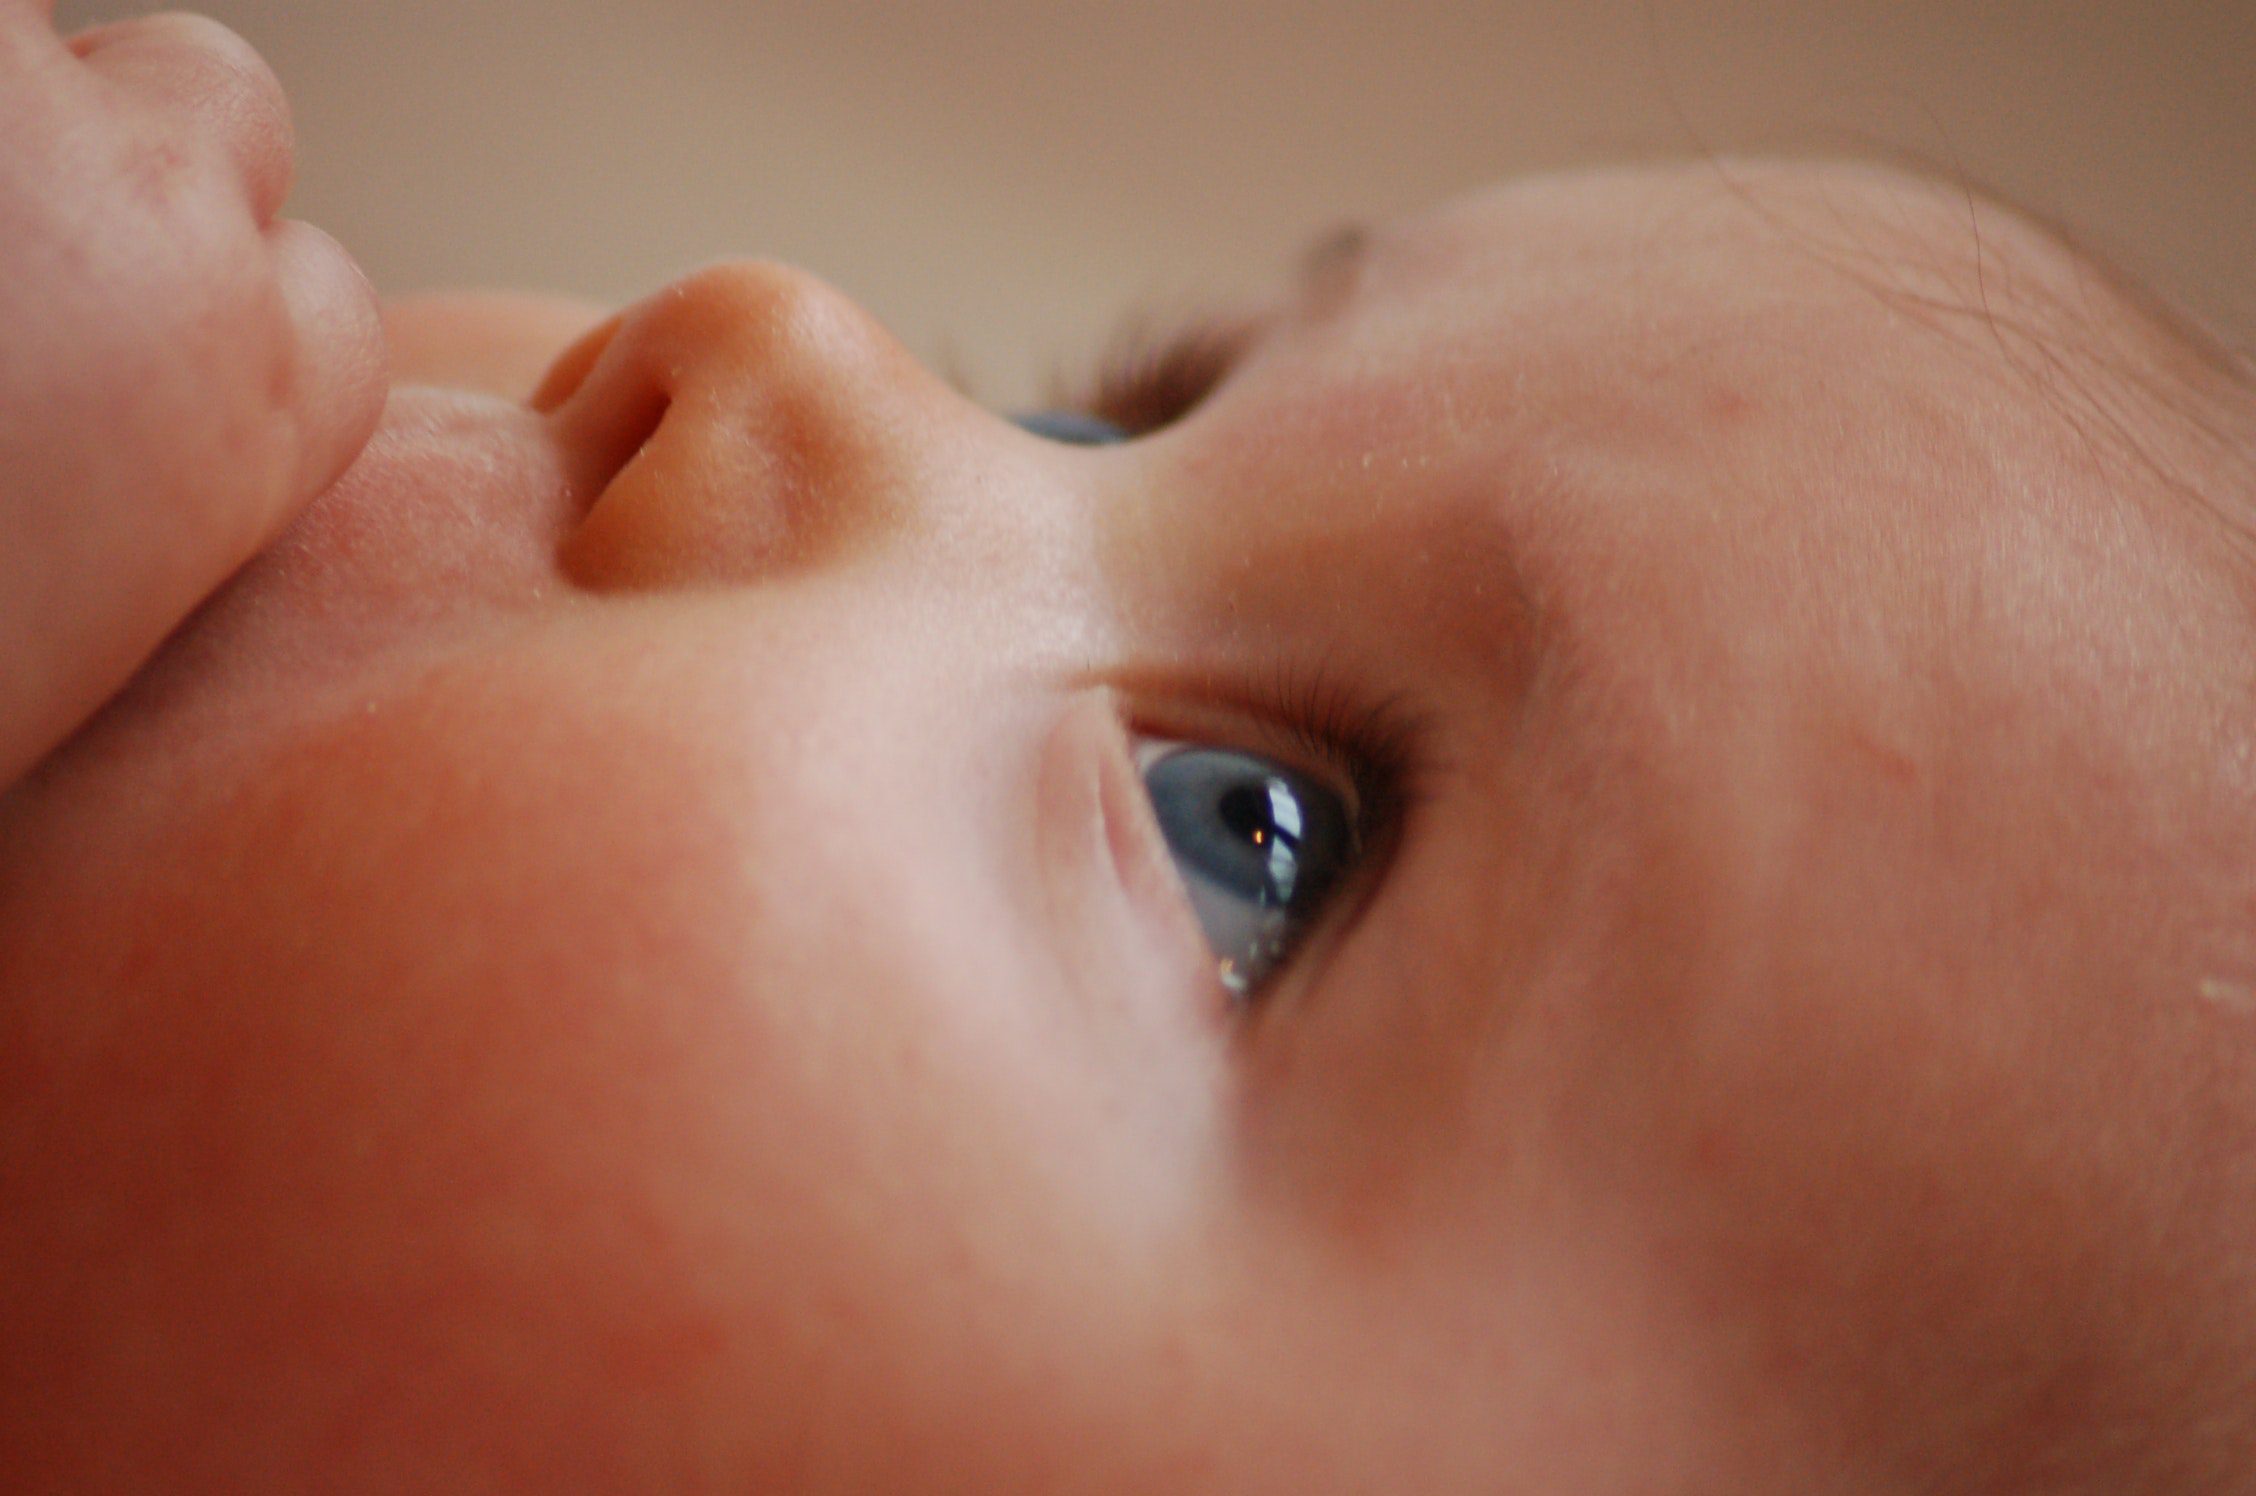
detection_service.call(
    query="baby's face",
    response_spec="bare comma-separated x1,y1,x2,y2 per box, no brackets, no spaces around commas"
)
5,161,2254,1490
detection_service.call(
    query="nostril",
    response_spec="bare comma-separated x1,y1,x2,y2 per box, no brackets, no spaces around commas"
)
547,260,936,591
555,387,671,526
529,313,623,414
539,313,672,520
584,389,670,507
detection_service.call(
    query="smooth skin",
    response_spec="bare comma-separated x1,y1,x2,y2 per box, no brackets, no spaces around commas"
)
4,7,2255,1491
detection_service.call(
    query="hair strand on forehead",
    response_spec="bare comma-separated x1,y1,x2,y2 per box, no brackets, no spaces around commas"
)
1699,146,2256,589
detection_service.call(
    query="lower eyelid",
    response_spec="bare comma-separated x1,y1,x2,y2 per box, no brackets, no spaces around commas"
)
1091,709,1216,958
1035,690,1219,995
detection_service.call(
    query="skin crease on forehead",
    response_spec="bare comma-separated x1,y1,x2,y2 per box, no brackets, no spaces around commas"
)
2,158,2255,1492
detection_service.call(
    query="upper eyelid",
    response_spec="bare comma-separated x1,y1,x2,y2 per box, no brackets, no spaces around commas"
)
1113,692,1366,816
1094,663,1433,808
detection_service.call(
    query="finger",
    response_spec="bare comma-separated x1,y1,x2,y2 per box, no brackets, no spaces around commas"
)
267,218,388,510
71,11,294,223
0,1,61,59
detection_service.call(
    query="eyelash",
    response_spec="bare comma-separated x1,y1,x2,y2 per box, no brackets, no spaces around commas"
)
1054,312,1252,437
1256,660,1425,851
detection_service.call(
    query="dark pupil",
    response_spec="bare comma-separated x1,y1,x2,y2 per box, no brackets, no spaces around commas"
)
1220,784,1292,853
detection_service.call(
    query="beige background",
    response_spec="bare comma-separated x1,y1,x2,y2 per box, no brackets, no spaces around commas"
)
58,0,2256,406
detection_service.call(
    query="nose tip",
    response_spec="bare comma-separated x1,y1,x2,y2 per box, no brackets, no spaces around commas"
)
539,261,934,591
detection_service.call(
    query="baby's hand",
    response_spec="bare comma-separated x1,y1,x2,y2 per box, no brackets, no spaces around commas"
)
0,2,385,788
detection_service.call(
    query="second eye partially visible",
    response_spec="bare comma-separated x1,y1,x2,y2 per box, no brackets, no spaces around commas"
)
1022,312,1254,443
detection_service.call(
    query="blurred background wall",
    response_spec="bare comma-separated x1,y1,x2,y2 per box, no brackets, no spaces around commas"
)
57,0,2256,406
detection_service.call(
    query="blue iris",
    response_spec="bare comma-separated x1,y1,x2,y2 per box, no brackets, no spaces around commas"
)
1140,745,1355,999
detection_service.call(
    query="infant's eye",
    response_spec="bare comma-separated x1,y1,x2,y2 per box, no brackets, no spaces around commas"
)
1134,740,1358,1001
1011,410,1133,446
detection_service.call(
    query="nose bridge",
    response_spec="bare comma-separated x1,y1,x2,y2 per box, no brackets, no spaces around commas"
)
543,261,951,591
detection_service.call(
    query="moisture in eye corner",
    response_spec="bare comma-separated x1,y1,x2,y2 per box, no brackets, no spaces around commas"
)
1136,743,1358,1000
1010,409,1133,446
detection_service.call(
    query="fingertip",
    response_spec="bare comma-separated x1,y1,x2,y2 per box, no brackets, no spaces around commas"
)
268,218,389,504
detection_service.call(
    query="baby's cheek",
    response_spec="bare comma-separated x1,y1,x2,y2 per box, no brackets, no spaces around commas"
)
8,671,898,1476
1,747,806,1482
1612,958,2221,1488
1,659,1229,1489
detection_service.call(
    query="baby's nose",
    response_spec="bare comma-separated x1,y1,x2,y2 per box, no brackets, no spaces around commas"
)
534,261,953,591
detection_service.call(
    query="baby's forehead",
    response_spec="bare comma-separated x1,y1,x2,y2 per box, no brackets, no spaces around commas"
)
1353,159,2132,355
1214,159,2254,758
1321,158,2250,521
1245,162,2033,467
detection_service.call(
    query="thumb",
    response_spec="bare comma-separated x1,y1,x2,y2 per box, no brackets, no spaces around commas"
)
267,217,388,514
